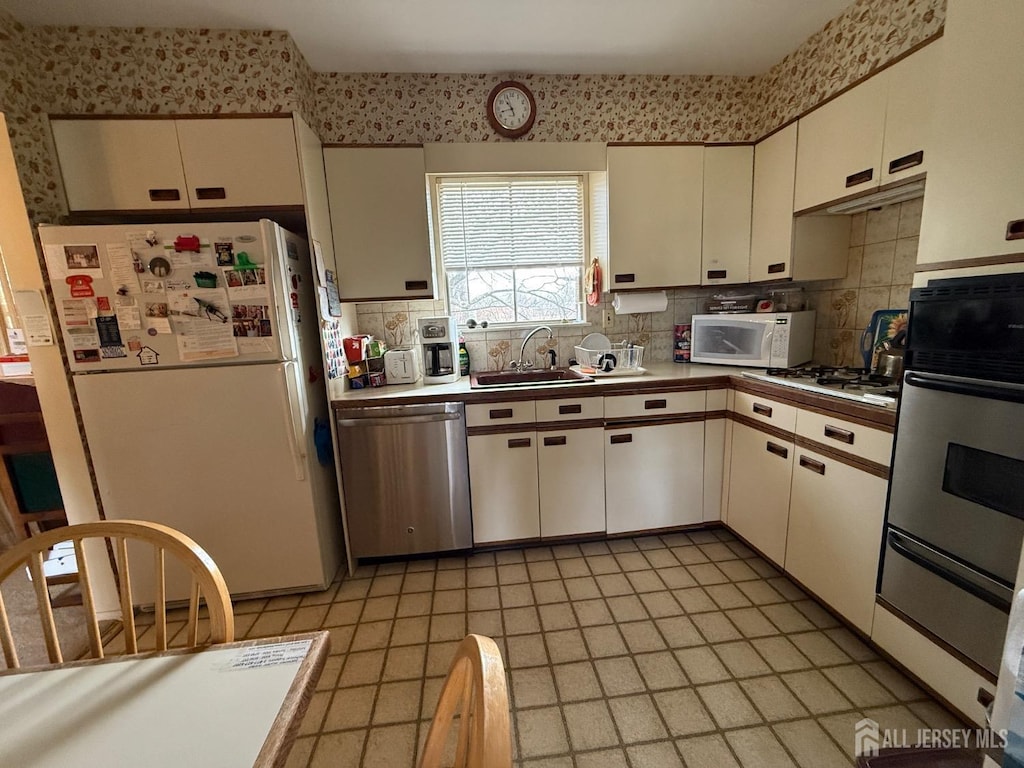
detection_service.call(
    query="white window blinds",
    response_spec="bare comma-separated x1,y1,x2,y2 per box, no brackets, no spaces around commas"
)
436,176,585,272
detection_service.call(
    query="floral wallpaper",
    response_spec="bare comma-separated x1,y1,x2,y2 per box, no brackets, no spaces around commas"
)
315,73,756,144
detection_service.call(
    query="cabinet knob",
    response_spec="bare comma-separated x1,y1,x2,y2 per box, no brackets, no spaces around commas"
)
765,441,789,459
404,280,429,291
543,435,567,447
823,425,855,444
767,262,786,275
706,269,727,280
845,168,874,187
888,150,923,175
194,187,227,200
798,455,826,475
614,273,636,284
644,399,667,410
1006,219,1024,241
752,403,773,418
489,408,513,420
609,433,632,445
148,188,181,202
507,437,532,449
558,404,582,415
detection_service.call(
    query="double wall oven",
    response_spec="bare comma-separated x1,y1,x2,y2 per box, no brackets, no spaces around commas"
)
880,273,1024,676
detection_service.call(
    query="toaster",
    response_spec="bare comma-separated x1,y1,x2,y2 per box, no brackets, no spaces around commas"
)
383,349,420,384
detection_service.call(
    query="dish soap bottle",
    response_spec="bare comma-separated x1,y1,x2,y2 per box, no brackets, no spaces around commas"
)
458,336,470,377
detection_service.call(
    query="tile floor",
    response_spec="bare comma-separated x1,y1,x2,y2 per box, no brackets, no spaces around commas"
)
112,527,966,767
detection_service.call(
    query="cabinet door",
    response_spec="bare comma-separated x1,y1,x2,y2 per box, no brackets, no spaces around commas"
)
725,423,793,565
701,146,753,285
605,422,703,534
881,40,942,185
538,428,605,538
607,146,703,290
750,124,797,281
50,120,189,212
293,116,336,285
324,147,434,301
785,448,887,634
175,118,303,208
919,0,1024,264
468,432,539,544
794,72,888,212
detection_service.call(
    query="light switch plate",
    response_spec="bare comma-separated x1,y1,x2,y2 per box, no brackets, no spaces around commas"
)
602,310,613,329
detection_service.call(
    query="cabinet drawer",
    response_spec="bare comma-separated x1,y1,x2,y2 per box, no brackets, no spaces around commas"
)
733,391,797,432
796,409,892,465
536,397,603,423
466,400,536,428
604,391,705,420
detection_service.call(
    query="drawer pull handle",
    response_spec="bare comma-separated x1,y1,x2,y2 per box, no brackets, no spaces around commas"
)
404,280,429,291
824,425,855,444
706,269,727,280
799,455,826,475
752,403,773,417
610,434,633,445
845,168,874,187
888,150,923,174
614,273,636,283
489,408,513,420
543,436,567,447
1006,219,1024,241
558,404,582,415
194,186,227,200
507,438,532,449
148,188,181,202
767,262,786,274
765,441,789,459
644,399,667,410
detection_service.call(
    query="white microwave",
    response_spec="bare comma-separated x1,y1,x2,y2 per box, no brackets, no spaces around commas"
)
690,311,816,368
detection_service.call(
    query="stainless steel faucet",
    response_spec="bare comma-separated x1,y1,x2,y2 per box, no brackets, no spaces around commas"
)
510,325,554,371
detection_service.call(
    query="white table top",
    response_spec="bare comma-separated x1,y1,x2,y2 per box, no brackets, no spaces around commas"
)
0,632,329,768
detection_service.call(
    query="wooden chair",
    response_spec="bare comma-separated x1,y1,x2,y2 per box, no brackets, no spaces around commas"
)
0,520,234,669
418,633,512,768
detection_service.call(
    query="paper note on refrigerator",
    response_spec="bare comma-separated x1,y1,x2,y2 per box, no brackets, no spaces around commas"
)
61,298,96,326
114,297,142,330
105,243,141,295
176,318,238,361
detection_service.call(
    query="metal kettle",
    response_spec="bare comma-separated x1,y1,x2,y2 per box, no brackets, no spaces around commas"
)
874,329,907,381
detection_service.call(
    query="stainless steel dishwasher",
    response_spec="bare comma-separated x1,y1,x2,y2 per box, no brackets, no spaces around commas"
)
335,402,472,558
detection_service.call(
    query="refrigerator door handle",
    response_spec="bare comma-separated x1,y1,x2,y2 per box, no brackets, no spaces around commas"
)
277,362,307,482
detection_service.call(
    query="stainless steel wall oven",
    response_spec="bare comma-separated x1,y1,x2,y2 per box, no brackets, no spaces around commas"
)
880,273,1024,676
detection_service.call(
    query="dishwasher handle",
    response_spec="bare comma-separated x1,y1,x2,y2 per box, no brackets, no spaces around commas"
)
337,412,462,428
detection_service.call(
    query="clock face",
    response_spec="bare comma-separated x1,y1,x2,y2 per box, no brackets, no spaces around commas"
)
486,81,536,138
492,87,532,130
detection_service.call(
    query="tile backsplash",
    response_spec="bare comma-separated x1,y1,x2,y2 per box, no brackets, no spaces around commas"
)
353,199,920,373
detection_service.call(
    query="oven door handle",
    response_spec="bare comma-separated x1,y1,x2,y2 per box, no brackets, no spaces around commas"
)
904,372,1024,405
888,531,1013,613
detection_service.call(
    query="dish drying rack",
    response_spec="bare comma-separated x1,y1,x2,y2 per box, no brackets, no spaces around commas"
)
574,342,645,374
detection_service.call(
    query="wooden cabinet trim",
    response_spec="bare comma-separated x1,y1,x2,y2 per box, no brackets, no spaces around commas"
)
466,424,536,437
604,413,707,429
535,419,605,433
915,251,1024,273
729,412,794,443
731,378,896,430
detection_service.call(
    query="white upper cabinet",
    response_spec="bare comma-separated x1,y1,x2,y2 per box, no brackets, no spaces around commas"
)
881,39,942,185
794,71,889,212
750,124,850,282
51,120,190,211
751,124,798,281
51,117,304,212
607,145,704,290
324,147,433,302
175,118,303,208
701,146,753,285
919,0,1024,264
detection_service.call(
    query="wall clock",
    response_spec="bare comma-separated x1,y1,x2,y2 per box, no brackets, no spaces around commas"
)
486,81,536,139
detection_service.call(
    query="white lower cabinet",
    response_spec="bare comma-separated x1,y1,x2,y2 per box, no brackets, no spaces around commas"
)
468,432,540,544
726,422,794,565
605,422,704,534
538,428,605,538
784,447,887,634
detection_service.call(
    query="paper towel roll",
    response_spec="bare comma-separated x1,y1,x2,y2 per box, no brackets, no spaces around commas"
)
612,291,668,314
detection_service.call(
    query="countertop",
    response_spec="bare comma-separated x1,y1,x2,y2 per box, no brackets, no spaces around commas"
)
331,363,738,408
330,362,898,428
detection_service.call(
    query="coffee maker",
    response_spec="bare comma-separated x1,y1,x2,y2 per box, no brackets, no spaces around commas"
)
418,316,460,384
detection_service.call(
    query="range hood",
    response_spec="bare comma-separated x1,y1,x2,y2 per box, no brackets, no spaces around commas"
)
824,180,926,215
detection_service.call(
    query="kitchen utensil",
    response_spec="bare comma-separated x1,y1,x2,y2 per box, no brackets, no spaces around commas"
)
580,332,612,351
860,309,908,369
873,329,906,380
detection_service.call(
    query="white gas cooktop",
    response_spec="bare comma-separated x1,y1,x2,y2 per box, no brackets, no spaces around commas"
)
741,368,899,409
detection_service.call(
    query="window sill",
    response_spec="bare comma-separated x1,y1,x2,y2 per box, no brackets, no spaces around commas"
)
460,321,594,336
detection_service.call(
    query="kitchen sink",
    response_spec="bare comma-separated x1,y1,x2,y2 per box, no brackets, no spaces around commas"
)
470,368,594,389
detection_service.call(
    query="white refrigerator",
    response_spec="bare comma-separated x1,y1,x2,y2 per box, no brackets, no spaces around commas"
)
39,220,343,601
